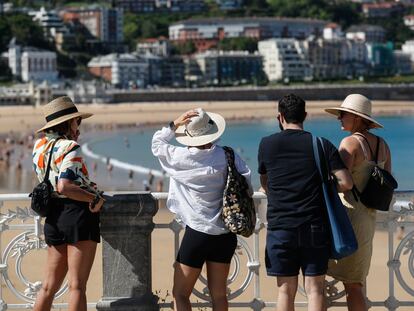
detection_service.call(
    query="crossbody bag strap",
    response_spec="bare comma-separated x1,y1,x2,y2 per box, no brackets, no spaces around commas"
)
374,136,380,164
43,138,61,182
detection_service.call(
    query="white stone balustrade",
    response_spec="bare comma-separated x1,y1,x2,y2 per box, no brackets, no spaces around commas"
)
0,191,412,310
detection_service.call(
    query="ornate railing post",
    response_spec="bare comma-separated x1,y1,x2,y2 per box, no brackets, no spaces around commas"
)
96,193,159,311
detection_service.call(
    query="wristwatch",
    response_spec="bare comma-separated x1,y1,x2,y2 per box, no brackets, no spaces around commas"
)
168,121,176,130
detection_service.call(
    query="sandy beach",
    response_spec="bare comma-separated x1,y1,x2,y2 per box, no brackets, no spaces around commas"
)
1,100,414,135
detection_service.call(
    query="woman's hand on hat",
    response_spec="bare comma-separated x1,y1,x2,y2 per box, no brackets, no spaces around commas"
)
174,110,199,128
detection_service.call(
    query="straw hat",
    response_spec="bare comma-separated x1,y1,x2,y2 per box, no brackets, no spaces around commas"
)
37,96,92,133
325,94,383,128
175,108,226,146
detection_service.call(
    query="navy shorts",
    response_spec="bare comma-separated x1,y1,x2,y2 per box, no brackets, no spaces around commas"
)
176,226,237,269
265,223,330,277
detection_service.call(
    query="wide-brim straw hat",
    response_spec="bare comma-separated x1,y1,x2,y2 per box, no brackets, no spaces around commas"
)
175,108,226,146
325,94,383,129
37,96,92,133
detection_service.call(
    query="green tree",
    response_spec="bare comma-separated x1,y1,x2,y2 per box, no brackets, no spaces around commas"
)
218,38,258,53
244,0,269,11
0,59,12,82
124,13,140,49
267,0,328,18
0,18,11,53
56,52,77,78
327,2,361,29
141,19,158,38
172,41,196,55
363,14,414,48
0,13,52,51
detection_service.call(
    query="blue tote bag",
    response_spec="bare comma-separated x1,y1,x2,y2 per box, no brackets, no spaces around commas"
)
312,136,358,260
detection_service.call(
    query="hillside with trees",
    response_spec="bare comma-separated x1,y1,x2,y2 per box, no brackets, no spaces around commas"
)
2,0,413,80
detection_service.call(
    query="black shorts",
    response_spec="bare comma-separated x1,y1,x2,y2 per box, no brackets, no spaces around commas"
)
176,226,237,269
44,198,100,246
265,223,330,277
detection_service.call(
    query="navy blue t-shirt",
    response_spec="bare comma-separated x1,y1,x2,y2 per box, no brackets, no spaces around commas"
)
258,129,345,230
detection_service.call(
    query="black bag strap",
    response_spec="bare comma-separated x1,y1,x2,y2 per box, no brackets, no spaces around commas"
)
350,133,382,200
43,138,61,182
353,133,380,164
223,146,235,170
374,136,380,164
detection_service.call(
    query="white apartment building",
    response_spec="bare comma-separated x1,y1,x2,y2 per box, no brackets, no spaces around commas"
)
61,7,124,44
362,2,403,18
8,39,58,82
346,25,386,42
402,40,414,62
114,0,205,13
404,15,414,31
0,84,33,105
29,7,64,35
192,50,263,85
88,53,149,88
394,50,413,75
0,81,52,106
216,0,243,10
21,49,58,82
136,38,171,56
301,38,347,80
342,40,368,63
323,23,343,40
258,39,312,82
169,17,327,41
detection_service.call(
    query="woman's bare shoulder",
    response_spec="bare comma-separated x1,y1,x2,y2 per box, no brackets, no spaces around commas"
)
340,135,360,150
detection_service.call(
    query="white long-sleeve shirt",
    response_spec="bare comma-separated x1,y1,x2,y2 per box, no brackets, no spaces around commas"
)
152,126,253,235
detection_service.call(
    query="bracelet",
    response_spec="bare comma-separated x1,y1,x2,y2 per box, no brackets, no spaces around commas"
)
168,121,175,130
90,194,100,207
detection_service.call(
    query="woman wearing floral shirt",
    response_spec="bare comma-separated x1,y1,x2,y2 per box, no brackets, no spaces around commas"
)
32,96,104,311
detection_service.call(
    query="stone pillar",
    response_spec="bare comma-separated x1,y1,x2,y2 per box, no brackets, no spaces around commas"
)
96,193,159,311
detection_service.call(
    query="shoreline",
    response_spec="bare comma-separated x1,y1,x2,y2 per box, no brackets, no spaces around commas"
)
1,100,413,193
0,100,413,135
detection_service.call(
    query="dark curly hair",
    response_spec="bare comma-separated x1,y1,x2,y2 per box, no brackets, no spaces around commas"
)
278,93,306,124
45,120,71,137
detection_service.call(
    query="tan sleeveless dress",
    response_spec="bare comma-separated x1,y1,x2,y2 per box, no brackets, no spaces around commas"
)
327,134,386,284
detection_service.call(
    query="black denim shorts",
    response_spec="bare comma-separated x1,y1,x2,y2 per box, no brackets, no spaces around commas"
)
265,223,330,277
44,198,100,246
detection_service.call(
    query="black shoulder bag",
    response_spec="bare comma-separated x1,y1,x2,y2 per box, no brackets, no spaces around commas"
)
29,138,61,217
221,146,256,237
354,135,398,211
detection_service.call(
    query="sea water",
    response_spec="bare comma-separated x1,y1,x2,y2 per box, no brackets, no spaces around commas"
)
86,116,414,190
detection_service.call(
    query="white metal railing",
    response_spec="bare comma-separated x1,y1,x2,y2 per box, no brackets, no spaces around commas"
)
151,191,414,310
0,191,412,310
